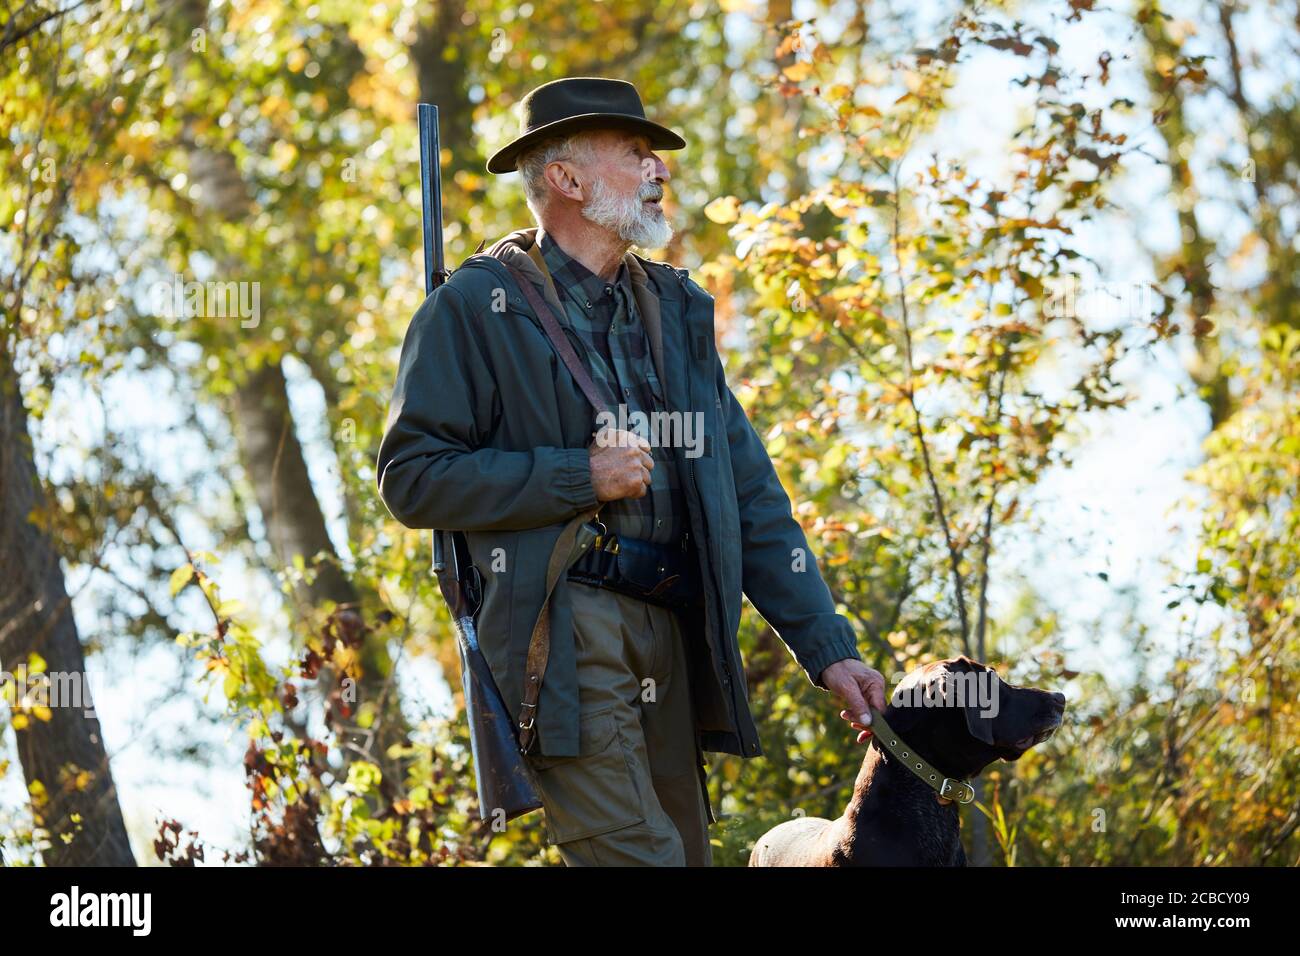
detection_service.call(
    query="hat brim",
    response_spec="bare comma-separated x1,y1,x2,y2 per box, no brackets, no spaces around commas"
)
486,113,686,174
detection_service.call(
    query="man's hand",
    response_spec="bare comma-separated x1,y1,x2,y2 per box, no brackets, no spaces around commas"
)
588,426,653,502
819,659,888,746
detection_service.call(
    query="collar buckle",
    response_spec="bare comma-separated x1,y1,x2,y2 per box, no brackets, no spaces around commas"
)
939,778,975,804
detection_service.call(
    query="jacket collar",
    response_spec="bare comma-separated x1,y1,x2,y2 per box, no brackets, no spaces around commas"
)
480,226,671,387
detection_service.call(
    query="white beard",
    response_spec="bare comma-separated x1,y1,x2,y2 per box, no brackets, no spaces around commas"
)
581,177,674,250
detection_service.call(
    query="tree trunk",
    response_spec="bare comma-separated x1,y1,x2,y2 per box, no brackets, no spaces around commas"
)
232,363,360,611
0,348,136,865
412,0,474,177
230,361,410,774
1139,4,1229,429
165,1,414,786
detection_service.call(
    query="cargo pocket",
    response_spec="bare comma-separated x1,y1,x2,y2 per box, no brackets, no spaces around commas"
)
527,706,646,844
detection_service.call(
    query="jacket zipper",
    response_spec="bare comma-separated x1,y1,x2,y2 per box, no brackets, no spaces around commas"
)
674,267,754,755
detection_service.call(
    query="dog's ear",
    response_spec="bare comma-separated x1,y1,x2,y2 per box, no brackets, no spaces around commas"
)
964,696,996,745
948,658,997,745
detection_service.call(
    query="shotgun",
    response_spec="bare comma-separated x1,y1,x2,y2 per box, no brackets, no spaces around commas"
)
417,103,543,823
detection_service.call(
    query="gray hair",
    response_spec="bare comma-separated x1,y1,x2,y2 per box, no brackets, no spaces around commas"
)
517,131,600,222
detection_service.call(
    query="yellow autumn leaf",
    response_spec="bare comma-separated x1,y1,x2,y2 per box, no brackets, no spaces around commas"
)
782,61,814,82
170,563,194,597
271,141,298,171
704,195,740,224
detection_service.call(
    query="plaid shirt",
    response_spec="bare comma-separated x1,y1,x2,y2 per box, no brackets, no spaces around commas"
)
539,230,686,546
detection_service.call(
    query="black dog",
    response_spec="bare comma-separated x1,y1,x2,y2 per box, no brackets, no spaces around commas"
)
748,656,1065,866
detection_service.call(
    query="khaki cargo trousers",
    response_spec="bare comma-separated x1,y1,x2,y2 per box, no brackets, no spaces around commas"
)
523,580,716,866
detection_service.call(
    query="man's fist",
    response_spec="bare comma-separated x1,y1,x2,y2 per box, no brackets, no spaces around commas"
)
819,658,888,746
588,426,654,502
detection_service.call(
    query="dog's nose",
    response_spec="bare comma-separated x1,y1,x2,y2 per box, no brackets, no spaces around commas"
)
1050,692,1066,707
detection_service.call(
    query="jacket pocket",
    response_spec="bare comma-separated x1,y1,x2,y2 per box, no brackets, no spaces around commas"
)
526,705,646,843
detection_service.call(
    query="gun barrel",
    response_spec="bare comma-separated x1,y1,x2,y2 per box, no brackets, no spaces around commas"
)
417,103,445,295
418,103,447,572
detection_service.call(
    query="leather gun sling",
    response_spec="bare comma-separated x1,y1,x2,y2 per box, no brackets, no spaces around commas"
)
503,262,611,755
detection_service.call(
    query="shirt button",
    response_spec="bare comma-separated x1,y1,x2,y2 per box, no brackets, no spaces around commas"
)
604,285,613,296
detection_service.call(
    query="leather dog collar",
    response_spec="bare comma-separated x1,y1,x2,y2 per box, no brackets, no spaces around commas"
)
866,708,976,807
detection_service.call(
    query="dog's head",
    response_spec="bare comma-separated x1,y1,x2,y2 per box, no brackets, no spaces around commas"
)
882,656,1066,779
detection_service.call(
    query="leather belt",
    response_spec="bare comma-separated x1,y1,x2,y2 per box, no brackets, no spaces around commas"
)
566,523,705,612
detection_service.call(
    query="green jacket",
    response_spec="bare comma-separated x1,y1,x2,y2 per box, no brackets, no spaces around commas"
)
376,227,862,758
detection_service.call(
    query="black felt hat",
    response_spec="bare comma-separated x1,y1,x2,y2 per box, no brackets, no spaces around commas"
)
486,76,686,174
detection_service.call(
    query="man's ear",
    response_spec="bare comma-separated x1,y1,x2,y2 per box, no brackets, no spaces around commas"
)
543,160,584,202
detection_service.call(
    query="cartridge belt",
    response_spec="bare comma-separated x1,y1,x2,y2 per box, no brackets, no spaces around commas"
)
566,525,705,612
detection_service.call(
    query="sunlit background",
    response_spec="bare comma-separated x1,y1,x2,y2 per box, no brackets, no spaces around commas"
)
1,0,1296,866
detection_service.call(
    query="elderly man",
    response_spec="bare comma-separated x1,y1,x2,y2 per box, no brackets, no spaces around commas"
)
376,76,886,866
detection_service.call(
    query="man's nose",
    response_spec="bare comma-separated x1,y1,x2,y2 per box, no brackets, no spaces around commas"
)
647,153,670,184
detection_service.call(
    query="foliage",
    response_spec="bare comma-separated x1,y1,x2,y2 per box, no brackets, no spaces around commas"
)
0,0,1295,866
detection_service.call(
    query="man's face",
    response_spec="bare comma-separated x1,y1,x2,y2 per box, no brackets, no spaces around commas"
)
574,129,673,249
